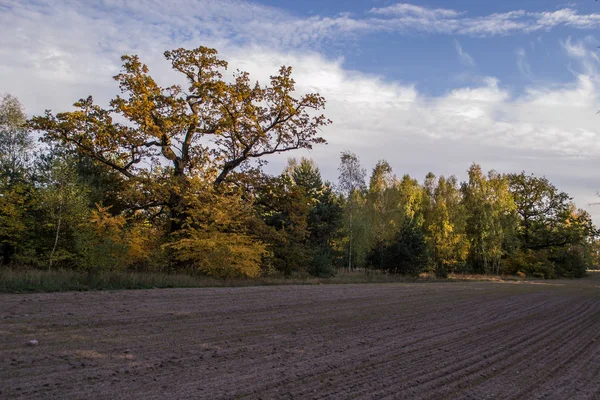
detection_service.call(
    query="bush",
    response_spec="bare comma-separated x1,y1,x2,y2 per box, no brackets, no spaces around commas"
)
308,247,337,278
367,219,428,276
551,245,589,278
501,250,555,279
435,265,449,279
167,230,267,279
75,205,162,273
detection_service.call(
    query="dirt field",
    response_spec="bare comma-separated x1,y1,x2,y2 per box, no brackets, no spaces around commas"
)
2,273,600,399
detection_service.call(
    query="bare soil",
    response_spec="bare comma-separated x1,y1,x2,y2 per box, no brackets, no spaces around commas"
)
2,273,600,399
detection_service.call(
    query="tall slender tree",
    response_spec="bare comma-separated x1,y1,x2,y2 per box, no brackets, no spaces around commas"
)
462,164,517,274
337,151,366,270
423,175,469,276
0,94,31,186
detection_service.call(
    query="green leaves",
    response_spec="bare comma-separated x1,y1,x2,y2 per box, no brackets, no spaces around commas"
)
0,94,31,186
462,164,517,274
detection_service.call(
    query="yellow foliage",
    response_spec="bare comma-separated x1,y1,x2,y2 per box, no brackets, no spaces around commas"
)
125,222,156,265
0,184,28,247
77,205,159,271
165,181,268,278
89,205,125,237
167,230,266,278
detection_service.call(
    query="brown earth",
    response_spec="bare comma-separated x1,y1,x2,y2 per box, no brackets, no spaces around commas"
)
2,273,600,399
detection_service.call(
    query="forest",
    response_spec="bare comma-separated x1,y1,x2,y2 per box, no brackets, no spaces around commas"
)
1,46,598,280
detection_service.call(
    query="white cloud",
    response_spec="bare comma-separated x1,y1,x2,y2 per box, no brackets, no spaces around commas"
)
561,36,590,59
2,0,600,219
560,36,600,79
369,3,461,19
516,48,534,80
534,8,600,30
454,40,475,67
369,3,600,36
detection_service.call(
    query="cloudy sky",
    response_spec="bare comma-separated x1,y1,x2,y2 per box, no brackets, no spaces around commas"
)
2,0,600,219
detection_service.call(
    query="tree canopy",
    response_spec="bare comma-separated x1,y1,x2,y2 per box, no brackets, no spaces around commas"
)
0,45,597,279
30,46,330,233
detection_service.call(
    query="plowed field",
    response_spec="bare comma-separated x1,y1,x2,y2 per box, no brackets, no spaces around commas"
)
2,273,600,399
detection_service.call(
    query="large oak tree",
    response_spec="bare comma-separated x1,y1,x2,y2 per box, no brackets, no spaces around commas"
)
30,46,330,233
507,172,594,251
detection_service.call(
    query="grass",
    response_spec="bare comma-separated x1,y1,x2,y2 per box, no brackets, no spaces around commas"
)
0,268,530,293
447,272,523,282
0,268,223,293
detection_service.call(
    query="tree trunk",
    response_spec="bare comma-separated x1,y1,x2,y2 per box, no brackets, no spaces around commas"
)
49,199,63,270
166,167,189,236
348,226,353,271
166,191,186,235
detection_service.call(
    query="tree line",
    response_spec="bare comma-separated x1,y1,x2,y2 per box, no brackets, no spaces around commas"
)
0,46,597,279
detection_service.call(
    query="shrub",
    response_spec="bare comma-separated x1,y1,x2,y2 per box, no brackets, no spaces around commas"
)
367,219,428,276
501,250,555,279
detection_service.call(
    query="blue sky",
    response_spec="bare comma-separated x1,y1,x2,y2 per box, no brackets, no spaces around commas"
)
252,0,600,95
1,0,600,218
